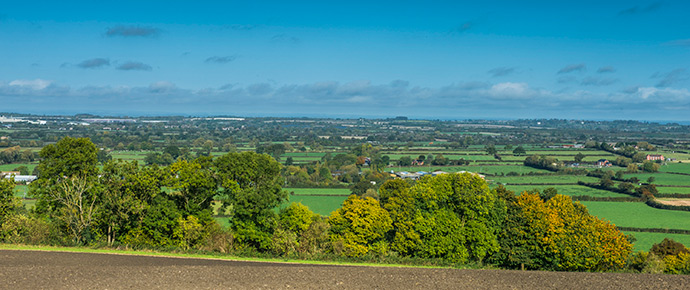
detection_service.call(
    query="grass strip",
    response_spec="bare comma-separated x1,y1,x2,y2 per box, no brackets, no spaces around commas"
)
0,244,463,269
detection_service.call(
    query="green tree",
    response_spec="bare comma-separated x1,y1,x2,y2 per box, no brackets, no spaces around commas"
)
166,159,217,216
642,161,660,173
494,192,632,271
30,137,100,243
398,156,413,166
163,145,181,160
99,160,162,245
574,152,585,163
485,144,497,155
13,166,29,175
380,173,505,263
0,178,20,225
97,149,112,164
513,146,527,156
378,179,418,255
34,137,98,180
50,176,100,244
215,151,287,250
328,195,392,257
350,179,374,196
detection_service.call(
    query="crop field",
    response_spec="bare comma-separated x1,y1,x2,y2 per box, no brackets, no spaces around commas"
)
285,188,350,196
498,184,629,198
580,201,690,231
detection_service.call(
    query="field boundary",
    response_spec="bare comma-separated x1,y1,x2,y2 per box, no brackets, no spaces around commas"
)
617,227,690,235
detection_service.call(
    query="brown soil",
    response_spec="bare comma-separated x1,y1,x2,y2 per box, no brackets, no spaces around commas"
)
1,249,689,289
657,199,690,206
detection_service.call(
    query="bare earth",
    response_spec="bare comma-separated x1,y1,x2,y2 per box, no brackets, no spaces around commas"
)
1,250,689,289
657,199,690,206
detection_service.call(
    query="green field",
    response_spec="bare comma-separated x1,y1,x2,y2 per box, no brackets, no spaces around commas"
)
499,184,630,198
283,152,328,157
624,231,690,252
390,165,545,175
14,185,29,198
285,188,350,195
468,165,552,175
491,175,599,184
0,163,37,173
657,186,690,194
625,173,690,186
581,201,690,231
283,195,348,216
660,163,690,174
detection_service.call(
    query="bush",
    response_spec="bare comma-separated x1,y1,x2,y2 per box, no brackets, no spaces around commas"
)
0,214,53,245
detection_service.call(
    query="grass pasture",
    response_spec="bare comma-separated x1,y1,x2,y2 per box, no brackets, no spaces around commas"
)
624,231,690,252
0,163,37,173
657,186,690,194
499,184,630,198
660,162,690,174
284,195,348,216
285,188,350,196
491,175,599,185
110,150,155,162
625,173,690,186
580,201,690,231
389,165,544,175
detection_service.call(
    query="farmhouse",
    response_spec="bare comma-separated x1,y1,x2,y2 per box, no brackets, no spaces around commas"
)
596,159,612,167
646,154,664,161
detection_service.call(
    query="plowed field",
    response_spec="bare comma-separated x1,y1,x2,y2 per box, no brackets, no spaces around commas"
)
1,250,689,289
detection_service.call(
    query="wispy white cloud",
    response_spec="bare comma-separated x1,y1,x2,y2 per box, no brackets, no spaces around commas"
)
8,79,52,90
2,79,690,119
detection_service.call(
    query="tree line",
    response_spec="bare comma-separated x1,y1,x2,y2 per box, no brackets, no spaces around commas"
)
0,136,686,273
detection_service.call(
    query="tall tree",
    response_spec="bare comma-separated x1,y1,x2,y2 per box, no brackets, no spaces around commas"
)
329,195,392,257
99,160,162,245
30,137,100,241
215,151,287,250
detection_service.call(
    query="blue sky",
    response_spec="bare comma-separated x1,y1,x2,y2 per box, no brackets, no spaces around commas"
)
1,1,689,120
